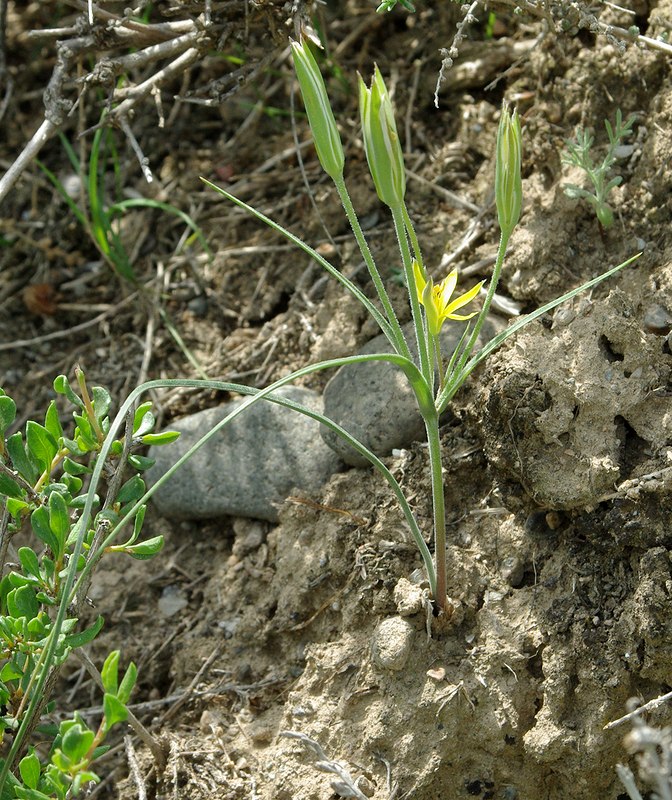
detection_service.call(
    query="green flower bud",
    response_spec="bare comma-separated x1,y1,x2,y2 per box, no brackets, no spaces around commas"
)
359,66,406,209
291,39,344,181
495,103,522,238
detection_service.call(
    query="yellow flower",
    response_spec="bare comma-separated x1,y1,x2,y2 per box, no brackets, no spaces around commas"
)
413,260,484,336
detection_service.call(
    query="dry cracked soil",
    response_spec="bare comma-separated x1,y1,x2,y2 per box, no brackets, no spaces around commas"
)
2,1,672,798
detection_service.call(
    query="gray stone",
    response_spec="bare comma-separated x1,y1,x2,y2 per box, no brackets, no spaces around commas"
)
371,616,415,671
146,386,342,522
321,320,477,466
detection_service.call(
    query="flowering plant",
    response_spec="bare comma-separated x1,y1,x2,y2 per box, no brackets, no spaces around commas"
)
201,41,639,615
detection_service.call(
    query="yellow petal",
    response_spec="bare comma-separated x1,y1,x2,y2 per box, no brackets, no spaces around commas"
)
445,279,484,317
412,259,427,305
437,269,458,311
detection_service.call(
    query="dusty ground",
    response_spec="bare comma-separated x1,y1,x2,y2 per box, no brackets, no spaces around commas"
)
2,0,672,798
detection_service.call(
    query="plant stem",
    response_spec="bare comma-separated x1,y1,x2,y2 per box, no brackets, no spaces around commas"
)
334,177,410,360
439,229,509,410
391,204,432,383
401,202,425,272
425,410,447,612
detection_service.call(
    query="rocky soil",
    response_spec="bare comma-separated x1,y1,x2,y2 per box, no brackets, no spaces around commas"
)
2,1,672,798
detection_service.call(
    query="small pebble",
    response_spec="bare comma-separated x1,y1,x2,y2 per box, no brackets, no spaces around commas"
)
500,556,525,587
393,577,426,616
371,616,415,671
643,305,672,335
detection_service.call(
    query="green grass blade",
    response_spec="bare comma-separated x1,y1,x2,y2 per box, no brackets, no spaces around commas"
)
57,131,82,174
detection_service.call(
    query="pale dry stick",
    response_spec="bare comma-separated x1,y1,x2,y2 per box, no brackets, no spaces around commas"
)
180,53,273,108
0,25,201,204
77,679,282,718
136,273,158,388
460,253,498,278
24,26,80,39
85,29,200,88
608,24,672,55
125,736,148,800
119,116,154,182
434,0,483,108
605,689,672,730
333,10,383,57
0,118,58,206
616,764,644,800
61,0,195,40
108,47,202,121
439,207,492,269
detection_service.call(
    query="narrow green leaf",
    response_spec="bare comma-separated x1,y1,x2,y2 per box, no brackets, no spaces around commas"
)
59,723,95,763
0,474,22,499
102,694,128,731
18,548,40,579
25,422,57,473
132,402,153,432
101,651,119,695
62,458,90,476
116,475,145,505
6,433,38,484
133,505,146,541
44,401,63,443
127,454,155,471
48,492,70,550
117,661,137,704
69,492,99,510
53,375,84,409
91,386,112,421
6,497,29,519
140,431,180,446
62,474,83,495
18,750,40,790
0,662,23,681
125,536,164,560
0,396,16,435
133,409,155,438
73,414,96,450
13,785,54,800
54,375,84,409
31,506,59,554
7,586,39,620
63,616,104,649
62,437,86,457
